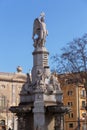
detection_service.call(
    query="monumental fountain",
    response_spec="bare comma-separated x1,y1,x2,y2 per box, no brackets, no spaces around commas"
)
10,13,70,130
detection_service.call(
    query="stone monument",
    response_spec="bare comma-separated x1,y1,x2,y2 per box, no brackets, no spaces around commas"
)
10,13,70,130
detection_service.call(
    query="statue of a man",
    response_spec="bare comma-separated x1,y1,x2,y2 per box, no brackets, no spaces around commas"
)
32,12,48,48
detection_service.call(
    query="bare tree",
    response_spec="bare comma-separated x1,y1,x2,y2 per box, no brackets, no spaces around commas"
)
51,33,87,105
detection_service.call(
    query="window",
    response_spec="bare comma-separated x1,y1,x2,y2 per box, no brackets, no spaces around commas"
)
81,90,86,97
82,101,85,108
0,96,6,109
69,113,73,118
69,123,73,128
67,91,73,96
68,102,73,106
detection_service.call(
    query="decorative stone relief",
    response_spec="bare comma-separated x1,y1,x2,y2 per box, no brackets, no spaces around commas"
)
21,71,61,96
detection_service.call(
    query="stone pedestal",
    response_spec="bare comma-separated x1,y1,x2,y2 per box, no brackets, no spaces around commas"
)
33,101,45,130
33,90,45,130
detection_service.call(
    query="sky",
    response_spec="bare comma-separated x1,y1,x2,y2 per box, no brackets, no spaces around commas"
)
0,0,87,73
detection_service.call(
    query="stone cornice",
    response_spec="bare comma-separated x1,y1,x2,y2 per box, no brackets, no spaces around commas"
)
32,51,49,55
0,72,27,83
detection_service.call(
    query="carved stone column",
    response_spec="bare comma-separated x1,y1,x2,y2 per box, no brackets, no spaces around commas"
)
33,90,45,130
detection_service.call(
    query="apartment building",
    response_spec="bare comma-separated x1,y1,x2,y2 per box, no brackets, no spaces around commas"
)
59,75,87,130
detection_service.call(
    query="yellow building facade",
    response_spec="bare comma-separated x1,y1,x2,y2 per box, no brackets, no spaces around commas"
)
61,77,87,130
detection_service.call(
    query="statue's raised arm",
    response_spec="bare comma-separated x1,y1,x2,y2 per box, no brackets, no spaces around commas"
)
32,12,48,48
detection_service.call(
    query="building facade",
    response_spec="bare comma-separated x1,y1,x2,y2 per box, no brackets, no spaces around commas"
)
59,75,87,130
0,67,27,130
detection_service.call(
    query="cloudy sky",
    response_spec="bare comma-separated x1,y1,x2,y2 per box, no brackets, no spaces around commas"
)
0,0,87,73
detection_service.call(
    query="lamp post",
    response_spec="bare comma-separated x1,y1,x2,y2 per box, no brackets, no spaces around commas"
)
84,80,87,129
85,91,87,130
6,100,9,130
77,85,80,130
77,117,80,130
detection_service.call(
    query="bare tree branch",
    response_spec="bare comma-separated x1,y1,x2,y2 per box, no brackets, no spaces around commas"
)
51,34,87,94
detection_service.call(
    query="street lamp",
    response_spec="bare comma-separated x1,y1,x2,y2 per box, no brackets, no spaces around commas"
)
6,100,9,130
85,82,87,129
85,103,87,129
